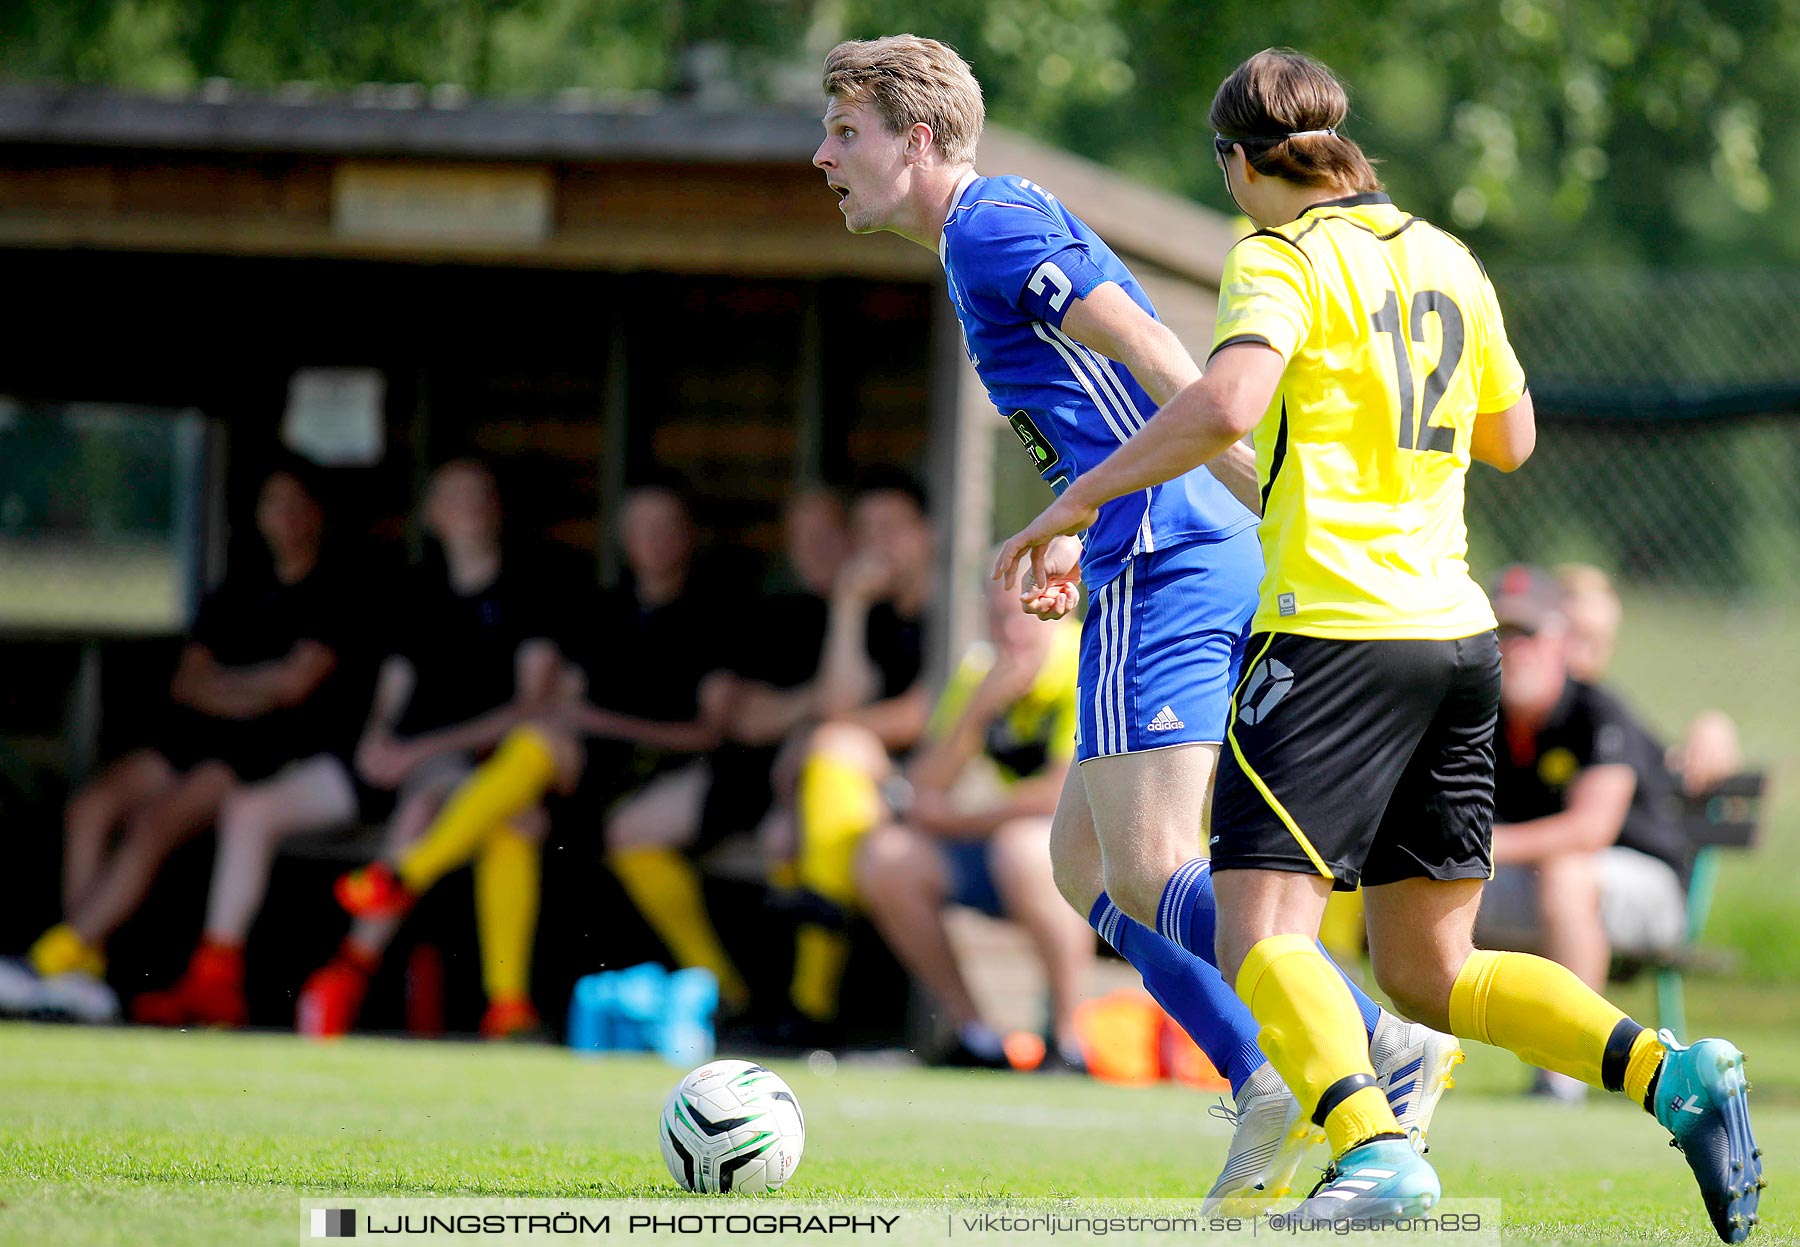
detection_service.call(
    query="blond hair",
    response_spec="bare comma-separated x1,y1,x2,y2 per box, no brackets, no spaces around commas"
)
1209,48,1380,193
822,35,984,165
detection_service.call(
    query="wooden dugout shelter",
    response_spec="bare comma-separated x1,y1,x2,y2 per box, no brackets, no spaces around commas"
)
0,81,1240,683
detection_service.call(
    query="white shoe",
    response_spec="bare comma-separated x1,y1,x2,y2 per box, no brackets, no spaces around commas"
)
38,970,120,1024
1370,1012,1464,1153
0,957,49,1015
1202,1063,1326,1213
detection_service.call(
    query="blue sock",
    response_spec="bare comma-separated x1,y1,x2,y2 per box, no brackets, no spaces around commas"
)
1158,857,1382,1039
1088,892,1265,1095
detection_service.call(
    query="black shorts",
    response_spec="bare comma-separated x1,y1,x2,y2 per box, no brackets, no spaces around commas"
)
552,746,730,853
321,751,398,825
697,746,779,850
156,709,290,783
1211,630,1501,890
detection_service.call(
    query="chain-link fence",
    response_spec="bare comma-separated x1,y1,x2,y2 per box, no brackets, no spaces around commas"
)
1471,269,1800,603
1496,268,1800,411
1466,413,1800,600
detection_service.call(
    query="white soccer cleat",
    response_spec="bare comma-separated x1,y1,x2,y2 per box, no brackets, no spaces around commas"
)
0,957,49,1016
37,970,120,1024
1370,1011,1465,1154
1203,1062,1326,1214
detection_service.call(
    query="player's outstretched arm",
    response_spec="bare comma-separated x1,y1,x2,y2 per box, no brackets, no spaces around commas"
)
1205,439,1263,516
994,343,1283,588
1060,284,1263,515
1059,283,1198,407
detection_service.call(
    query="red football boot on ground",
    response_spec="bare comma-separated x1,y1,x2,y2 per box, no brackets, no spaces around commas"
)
479,996,543,1041
133,941,248,1028
297,944,379,1037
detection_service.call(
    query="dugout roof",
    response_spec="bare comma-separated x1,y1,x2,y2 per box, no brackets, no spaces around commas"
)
0,82,1238,339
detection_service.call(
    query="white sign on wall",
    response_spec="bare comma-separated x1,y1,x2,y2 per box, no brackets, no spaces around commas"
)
282,368,386,465
333,163,554,244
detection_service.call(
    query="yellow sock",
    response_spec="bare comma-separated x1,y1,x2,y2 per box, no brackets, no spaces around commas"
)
28,923,105,978
795,753,883,909
1237,933,1399,1156
791,923,851,1023
1623,1027,1667,1108
610,846,748,1007
474,823,540,1003
1449,949,1662,1095
782,753,882,1025
1318,887,1366,968
397,726,559,894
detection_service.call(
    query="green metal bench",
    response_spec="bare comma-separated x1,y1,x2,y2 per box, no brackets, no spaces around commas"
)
1612,771,1765,1040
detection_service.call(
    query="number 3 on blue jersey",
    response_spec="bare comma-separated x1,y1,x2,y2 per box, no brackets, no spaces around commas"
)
1028,261,1074,312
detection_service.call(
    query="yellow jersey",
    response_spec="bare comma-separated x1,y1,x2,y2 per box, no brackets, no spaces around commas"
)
928,624,1079,784
1211,193,1527,640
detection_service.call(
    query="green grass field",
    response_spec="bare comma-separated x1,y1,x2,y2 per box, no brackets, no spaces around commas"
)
0,1004,1791,1247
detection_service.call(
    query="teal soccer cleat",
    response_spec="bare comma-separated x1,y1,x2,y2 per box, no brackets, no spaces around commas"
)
1289,1137,1440,1225
1651,1030,1765,1242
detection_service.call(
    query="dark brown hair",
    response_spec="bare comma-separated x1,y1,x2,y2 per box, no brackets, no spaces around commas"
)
1209,48,1380,192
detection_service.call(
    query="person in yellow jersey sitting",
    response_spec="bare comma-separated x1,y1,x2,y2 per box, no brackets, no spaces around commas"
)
997,48,1761,1241
854,577,1091,1070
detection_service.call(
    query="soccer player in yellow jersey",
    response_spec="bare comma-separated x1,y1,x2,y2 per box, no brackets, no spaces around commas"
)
997,48,1762,1241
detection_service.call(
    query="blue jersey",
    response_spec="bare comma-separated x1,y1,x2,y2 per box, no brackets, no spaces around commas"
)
940,174,1256,589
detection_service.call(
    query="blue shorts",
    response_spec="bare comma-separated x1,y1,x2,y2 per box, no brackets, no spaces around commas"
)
1076,530,1261,761
939,839,1005,917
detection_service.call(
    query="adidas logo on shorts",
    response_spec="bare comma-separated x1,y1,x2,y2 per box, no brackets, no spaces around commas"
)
1146,705,1185,733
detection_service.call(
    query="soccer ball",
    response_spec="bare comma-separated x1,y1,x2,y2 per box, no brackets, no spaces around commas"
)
658,1060,805,1194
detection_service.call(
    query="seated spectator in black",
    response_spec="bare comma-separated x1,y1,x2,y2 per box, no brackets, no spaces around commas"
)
1554,562,1744,796
765,471,938,1033
1476,566,1693,1099
704,487,848,868
0,461,357,1023
855,577,1091,1070
333,480,742,1015
291,458,563,1038
644,487,851,1006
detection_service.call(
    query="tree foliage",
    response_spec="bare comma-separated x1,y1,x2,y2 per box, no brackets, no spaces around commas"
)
0,0,1794,268
836,0,1800,268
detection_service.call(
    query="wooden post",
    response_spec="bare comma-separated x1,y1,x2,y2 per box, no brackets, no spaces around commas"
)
596,301,630,586
924,287,992,685
794,284,825,487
